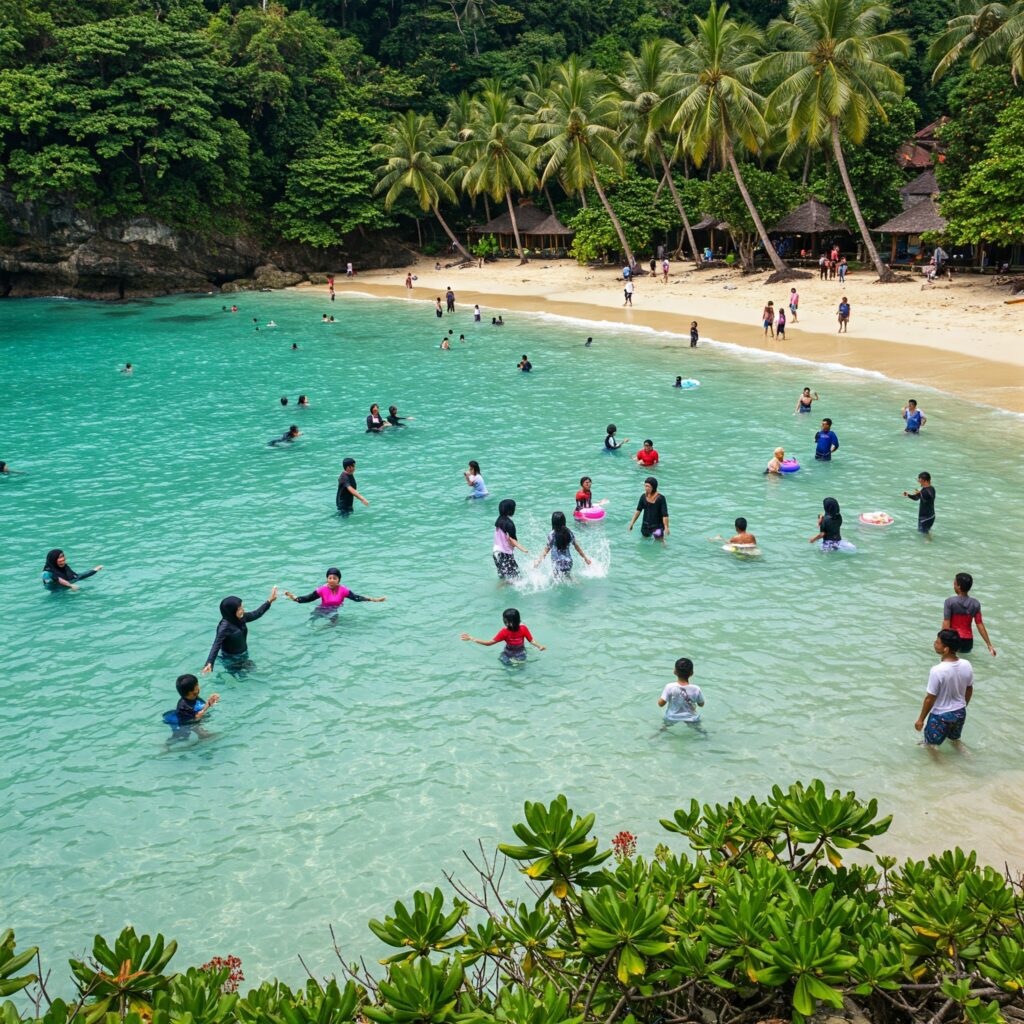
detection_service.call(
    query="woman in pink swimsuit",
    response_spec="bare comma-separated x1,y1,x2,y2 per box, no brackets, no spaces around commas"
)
285,568,386,623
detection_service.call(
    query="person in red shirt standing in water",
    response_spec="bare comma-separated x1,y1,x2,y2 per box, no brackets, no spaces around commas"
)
636,439,659,467
942,572,997,657
461,608,546,665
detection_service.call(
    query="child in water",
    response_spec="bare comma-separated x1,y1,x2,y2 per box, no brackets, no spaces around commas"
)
461,608,546,665
658,658,706,735
493,499,528,578
765,447,785,474
575,476,594,509
464,460,488,498
534,512,592,577
284,567,385,623
173,673,219,725
604,424,629,450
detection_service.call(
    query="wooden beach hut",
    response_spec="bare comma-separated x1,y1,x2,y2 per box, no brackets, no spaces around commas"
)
769,197,851,257
468,203,553,254
873,198,948,264
522,213,575,256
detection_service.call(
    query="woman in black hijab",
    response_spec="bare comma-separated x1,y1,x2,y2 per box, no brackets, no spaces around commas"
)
202,587,278,674
809,497,843,551
42,549,103,591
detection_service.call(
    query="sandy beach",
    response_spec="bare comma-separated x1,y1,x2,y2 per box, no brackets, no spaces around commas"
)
302,257,1024,413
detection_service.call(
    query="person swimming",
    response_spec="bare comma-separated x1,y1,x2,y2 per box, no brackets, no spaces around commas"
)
604,424,629,450
120,362,133,374
284,567,385,623
268,424,300,446
298,395,309,407
674,376,683,387
387,405,412,427
41,549,103,591
585,337,593,347
366,404,388,431
280,396,289,406
202,589,278,674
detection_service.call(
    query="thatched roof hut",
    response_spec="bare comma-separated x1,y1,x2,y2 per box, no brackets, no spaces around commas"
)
690,213,722,231
874,198,947,235
770,197,849,235
467,203,573,253
900,169,939,200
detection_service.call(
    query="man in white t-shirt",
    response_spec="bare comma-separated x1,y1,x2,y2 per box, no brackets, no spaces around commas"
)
915,629,974,746
658,657,706,735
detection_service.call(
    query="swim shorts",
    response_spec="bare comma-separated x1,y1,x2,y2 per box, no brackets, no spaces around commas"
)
640,525,664,538
499,648,527,665
957,637,974,654
918,517,935,534
924,707,966,745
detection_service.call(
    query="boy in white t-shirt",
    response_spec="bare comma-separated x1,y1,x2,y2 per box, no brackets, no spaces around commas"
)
658,657,706,735
915,629,974,747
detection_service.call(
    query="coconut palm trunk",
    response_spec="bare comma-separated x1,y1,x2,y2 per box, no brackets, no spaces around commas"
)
506,193,528,264
655,140,701,267
726,146,789,275
432,203,473,260
831,119,894,281
590,172,636,266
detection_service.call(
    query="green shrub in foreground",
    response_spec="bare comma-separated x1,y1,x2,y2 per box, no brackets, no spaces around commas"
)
4,781,1024,1024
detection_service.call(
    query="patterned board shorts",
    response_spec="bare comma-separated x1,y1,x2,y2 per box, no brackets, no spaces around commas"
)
924,708,967,745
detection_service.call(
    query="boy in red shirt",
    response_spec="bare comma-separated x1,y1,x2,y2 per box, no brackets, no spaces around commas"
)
636,439,659,467
461,608,546,665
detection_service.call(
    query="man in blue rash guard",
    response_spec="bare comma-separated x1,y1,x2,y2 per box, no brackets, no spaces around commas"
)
814,418,839,461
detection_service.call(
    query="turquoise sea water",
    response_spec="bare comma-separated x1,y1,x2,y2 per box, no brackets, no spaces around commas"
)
2,291,1023,985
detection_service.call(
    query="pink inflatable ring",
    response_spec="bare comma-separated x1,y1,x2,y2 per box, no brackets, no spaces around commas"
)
574,507,606,522
859,511,894,526
779,459,800,473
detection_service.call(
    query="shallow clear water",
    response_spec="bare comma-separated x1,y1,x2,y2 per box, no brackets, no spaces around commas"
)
2,291,1022,984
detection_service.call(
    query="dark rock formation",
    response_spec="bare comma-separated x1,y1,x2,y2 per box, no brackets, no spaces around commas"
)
0,191,413,299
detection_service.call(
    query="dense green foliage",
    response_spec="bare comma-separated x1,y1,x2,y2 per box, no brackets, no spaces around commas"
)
1,0,1023,257
4,782,1024,1024
942,99,1024,245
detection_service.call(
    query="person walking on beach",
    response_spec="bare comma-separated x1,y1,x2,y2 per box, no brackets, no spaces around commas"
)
662,257,670,283
346,262,354,278
446,286,455,313
789,287,799,322
624,279,634,306
761,301,775,338
903,471,936,535
838,257,848,283
942,572,997,658
818,254,827,280
690,321,699,347
814,418,839,461
405,273,413,290
776,305,786,340
837,297,850,333
915,629,973,748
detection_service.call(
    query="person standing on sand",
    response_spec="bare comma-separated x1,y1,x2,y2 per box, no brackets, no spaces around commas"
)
837,297,850,333
649,256,657,276
346,262,354,278
624,279,634,306
776,305,786,340
818,254,827,280
662,257,670,283
690,321,699,347
474,304,481,322
762,301,775,338
789,287,799,322
405,273,413,290
838,256,848,283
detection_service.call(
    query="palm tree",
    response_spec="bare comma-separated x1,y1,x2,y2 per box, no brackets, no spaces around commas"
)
762,0,909,281
928,0,1015,81
617,39,703,267
673,2,796,278
967,0,1024,81
531,56,637,266
456,83,536,264
373,111,472,261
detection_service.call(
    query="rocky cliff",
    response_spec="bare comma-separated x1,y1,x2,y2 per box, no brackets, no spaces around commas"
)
0,191,413,299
